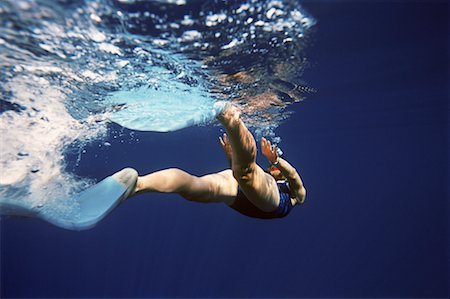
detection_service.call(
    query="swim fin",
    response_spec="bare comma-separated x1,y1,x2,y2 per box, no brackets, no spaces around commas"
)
0,168,138,231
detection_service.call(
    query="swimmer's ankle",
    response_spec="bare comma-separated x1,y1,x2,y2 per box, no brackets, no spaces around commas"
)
129,178,143,198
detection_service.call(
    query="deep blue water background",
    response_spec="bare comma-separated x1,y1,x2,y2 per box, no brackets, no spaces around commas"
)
1,1,448,298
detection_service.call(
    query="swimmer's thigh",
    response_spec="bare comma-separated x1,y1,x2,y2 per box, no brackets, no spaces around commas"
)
234,164,280,212
182,169,238,205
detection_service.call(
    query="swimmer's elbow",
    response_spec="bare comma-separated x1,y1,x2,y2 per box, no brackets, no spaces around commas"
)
297,186,306,204
285,167,298,180
288,166,302,182
302,186,307,201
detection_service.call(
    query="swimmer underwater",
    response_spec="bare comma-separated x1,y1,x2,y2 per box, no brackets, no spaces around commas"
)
124,103,306,219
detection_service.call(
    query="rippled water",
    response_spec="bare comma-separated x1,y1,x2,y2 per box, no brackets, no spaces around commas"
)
0,0,314,213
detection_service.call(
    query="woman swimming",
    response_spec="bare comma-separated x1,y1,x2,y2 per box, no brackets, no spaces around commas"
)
130,104,306,219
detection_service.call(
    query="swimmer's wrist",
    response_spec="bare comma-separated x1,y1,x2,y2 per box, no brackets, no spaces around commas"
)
272,158,279,166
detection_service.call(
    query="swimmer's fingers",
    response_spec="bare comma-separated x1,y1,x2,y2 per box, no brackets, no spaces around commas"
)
262,137,273,154
261,137,278,163
261,137,267,149
223,133,230,145
272,144,277,154
219,133,227,146
272,144,279,158
219,133,232,152
266,139,276,154
261,137,271,157
220,133,233,162
261,137,268,155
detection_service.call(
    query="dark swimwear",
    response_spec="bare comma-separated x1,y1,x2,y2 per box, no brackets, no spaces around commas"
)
230,181,294,219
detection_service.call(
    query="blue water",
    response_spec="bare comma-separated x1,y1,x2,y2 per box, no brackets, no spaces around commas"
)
1,1,448,298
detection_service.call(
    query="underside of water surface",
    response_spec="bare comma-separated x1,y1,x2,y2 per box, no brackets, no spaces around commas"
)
0,0,314,215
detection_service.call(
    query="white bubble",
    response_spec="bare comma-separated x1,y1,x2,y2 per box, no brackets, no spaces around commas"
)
205,13,227,27
221,38,239,50
181,30,202,42
181,15,194,26
88,30,106,43
90,14,101,23
98,43,122,55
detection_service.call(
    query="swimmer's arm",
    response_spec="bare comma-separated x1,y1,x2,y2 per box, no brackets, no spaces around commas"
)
276,157,306,204
261,137,306,204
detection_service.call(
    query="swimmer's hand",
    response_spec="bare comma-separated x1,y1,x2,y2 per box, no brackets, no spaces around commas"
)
219,133,233,163
261,137,279,164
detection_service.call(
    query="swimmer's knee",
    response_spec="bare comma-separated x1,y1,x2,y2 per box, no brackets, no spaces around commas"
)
180,179,216,203
166,168,189,177
182,193,198,202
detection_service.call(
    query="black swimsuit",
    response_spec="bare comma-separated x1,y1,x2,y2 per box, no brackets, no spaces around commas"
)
230,181,294,219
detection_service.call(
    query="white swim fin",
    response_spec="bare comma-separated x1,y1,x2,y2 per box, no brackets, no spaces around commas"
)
0,168,138,231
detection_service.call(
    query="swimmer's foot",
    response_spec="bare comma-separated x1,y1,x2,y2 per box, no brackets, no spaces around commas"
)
213,100,227,115
111,167,138,201
217,103,241,127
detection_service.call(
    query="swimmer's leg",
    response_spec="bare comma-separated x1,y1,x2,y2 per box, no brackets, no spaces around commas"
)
217,104,279,211
131,168,238,205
